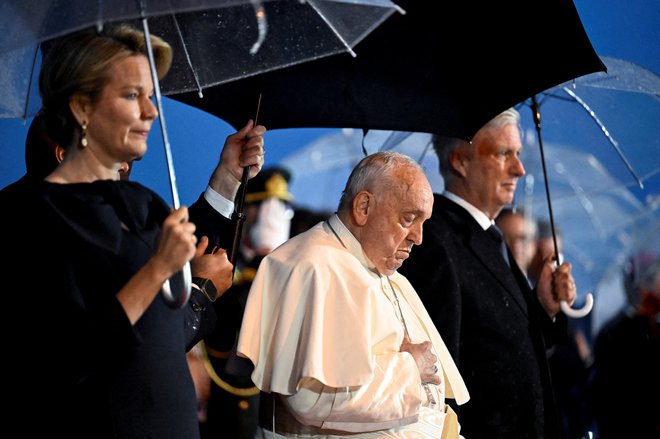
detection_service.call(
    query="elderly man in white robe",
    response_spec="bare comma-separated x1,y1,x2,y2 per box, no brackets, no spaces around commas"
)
237,151,469,438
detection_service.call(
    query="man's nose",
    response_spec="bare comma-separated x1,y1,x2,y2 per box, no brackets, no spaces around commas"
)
511,154,525,177
409,223,423,245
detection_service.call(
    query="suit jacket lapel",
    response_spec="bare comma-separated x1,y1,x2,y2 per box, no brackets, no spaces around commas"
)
440,196,529,316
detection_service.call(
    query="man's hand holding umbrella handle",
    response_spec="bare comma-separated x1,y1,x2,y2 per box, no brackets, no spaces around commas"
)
207,120,266,202
537,256,594,318
537,256,579,318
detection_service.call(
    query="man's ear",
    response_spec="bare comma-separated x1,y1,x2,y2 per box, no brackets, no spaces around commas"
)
449,149,468,178
352,190,372,226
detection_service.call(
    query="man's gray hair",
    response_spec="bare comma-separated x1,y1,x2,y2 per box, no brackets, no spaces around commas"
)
432,108,521,181
337,151,422,213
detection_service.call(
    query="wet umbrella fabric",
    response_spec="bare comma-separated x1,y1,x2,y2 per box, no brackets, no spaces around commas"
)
515,143,656,312
0,0,401,306
172,0,605,141
520,56,660,190
0,0,402,119
516,56,660,316
276,58,658,320
281,128,656,320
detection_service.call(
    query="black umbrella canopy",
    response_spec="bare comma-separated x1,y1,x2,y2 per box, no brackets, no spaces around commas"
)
171,0,606,140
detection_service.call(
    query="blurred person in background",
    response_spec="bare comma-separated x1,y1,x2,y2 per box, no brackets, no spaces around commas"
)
529,219,595,439
290,206,332,238
528,219,562,287
495,206,538,279
589,250,660,439
202,167,294,439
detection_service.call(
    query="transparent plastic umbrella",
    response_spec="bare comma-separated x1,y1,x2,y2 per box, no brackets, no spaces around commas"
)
516,57,660,316
171,0,605,141
514,143,655,316
521,56,660,190
0,0,402,306
280,129,440,211
282,121,658,319
0,0,403,121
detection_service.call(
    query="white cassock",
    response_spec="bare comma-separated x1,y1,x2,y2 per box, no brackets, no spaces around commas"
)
237,214,469,438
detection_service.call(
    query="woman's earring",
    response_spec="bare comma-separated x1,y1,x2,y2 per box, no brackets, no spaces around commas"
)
81,121,88,147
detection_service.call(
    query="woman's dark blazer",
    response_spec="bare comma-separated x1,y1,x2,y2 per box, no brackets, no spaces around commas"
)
2,181,233,439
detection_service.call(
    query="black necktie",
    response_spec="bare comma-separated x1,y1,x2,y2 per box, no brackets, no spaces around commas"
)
487,224,510,267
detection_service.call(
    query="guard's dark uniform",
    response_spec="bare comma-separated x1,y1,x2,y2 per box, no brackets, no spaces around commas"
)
201,168,293,439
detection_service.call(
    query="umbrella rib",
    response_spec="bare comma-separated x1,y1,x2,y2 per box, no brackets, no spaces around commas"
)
22,46,40,124
417,138,433,164
561,86,643,189
307,0,356,57
170,14,204,98
563,170,607,239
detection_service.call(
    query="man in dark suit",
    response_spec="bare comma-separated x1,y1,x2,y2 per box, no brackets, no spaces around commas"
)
399,108,577,439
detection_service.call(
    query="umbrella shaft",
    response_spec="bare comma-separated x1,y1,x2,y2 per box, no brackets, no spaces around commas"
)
531,96,561,267
229,168,250,274
141,17,180,208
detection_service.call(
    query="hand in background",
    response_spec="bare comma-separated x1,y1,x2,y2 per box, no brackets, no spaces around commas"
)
191,236,234,300
208,120,266,200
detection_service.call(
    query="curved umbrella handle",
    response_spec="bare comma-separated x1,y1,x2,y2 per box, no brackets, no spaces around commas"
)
529,98,594,321
560,293,594,318
161,262,192,309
